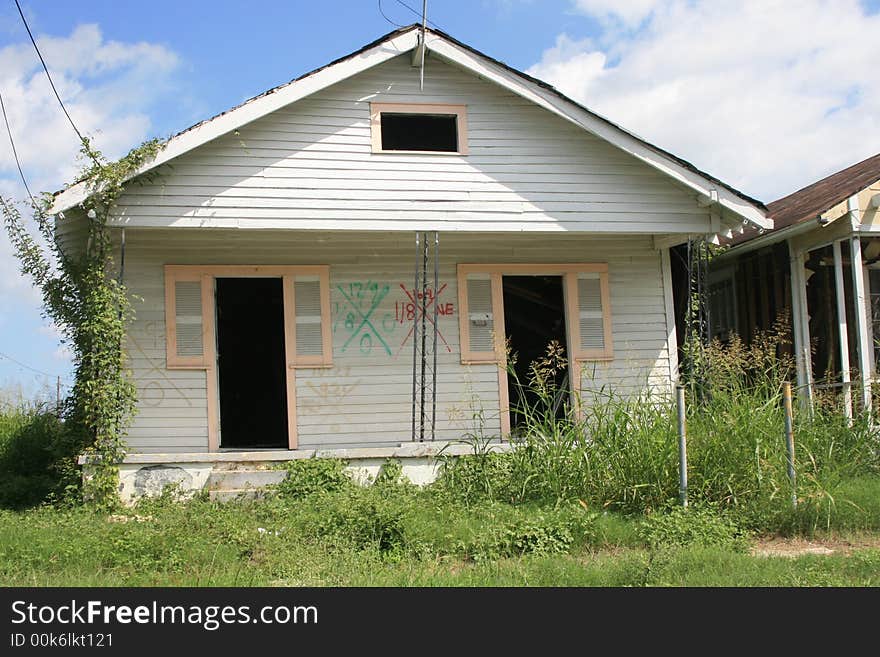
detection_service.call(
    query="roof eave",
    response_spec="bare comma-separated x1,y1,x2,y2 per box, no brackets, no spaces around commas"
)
50,26,423,215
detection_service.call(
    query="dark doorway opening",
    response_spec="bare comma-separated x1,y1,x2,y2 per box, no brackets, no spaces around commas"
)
502,276,569,431
216,278,288,449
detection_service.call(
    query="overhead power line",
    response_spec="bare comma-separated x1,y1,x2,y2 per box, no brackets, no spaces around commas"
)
13,0,98,164
394,0,442,30
378,0,407,28
0,351,73,387
0,89,38,209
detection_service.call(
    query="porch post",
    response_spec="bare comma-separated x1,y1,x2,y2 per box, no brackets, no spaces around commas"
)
850,232,873,413
788,240,813,408
832,240,853,419
661,247,680,388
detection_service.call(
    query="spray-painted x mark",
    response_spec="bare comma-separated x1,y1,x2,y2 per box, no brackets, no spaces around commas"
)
397,282,453,355
337,284,392,355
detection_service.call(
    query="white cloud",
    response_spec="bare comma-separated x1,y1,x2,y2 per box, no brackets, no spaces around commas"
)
0,24,179,194
530,0,880,201
0,23,181,379
0,23,180,294
573,0,661,28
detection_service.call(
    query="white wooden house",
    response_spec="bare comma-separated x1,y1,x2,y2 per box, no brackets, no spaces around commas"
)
50,26,769,499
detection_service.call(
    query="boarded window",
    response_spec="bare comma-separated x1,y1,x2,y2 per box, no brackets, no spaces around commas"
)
371,103,468,154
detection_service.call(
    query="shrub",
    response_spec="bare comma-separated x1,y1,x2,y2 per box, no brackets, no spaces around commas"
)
274,458,352,500
455,504,597,561
0,404,76,508
308,487,410,555
639,504,750,552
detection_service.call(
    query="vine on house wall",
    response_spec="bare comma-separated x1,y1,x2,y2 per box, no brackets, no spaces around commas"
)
1,138,162,509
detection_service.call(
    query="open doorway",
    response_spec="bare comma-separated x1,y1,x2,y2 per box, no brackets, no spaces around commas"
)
215,277,288,449
502,275,569,431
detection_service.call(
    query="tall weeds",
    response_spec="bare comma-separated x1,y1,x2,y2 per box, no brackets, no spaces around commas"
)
439,322,880,532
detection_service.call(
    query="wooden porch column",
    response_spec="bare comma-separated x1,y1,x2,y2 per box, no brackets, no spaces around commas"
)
661,247,680,387
832,240,853,419
788,239,813,408
850,233,873,413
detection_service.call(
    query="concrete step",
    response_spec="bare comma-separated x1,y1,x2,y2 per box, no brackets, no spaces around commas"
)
208,489,269,503
206,469,288,491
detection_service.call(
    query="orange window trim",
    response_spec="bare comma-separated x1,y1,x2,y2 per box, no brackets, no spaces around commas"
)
370,102,469,155
457,263,613,439
163,269,213,369
164,264,333,451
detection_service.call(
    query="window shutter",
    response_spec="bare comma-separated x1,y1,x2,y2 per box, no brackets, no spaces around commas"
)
568,268,612,361
466,277,494,352
577,274,605,351
295,278,323,357
166,268,213,369
174,280,204,357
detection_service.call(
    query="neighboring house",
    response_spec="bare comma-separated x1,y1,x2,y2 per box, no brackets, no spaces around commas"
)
708,153,880,416
50,25,769,498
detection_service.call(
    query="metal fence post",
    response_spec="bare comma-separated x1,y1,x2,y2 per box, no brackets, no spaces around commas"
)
783,381,797,508
676,384,688,508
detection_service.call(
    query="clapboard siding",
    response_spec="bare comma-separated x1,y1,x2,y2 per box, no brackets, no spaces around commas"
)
119,229,672,453
115,54,708,233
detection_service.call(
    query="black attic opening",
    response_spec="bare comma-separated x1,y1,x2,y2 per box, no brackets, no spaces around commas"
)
380,113,458,152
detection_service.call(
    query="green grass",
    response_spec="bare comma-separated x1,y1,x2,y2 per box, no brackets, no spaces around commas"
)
1,484,879,587
2,332,878,586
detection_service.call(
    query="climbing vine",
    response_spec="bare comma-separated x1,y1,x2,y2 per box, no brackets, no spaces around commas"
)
1,137,162,509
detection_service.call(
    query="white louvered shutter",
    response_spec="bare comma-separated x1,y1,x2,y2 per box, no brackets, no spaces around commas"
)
577,273,605,352
466,276,495,355
174,280,204,357
295,277,323,357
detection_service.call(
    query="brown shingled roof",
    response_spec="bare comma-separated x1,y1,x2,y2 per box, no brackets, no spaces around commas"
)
722,151,880,248
768,152,880,229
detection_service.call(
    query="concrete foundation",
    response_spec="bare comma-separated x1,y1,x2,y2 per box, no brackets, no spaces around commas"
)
79,441,509,504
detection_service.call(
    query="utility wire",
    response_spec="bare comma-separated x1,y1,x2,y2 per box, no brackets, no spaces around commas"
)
12,0,98,164
0,89,38,210
378,0,407,27
394,0,442,30
0,351,73,387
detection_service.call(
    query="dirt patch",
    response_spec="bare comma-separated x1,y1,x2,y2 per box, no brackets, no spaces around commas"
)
752,535,880,558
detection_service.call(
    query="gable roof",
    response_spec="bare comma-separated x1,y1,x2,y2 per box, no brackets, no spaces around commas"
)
767,152,880,230
50,24,769,228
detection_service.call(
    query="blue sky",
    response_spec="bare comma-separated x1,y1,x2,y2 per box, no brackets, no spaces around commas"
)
1,0,879,401
1,1,596,150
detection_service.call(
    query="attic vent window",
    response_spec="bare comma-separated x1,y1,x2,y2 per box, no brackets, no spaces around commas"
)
371,103,468,154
